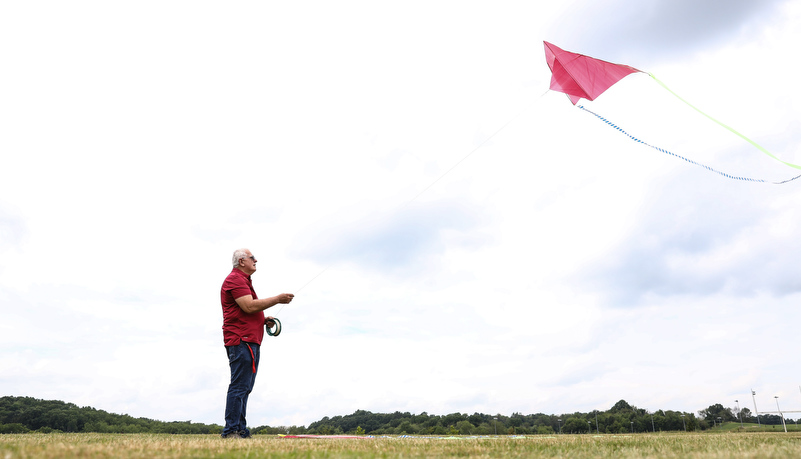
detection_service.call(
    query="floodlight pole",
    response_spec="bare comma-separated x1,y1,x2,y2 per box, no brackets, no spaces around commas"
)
557,419,562,435
595,411,599,434
681,414,686,432
752,389,761,427
735,400,743,429
775,396,787,433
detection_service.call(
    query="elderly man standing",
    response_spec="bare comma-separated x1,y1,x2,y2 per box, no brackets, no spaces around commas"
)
220,248,294,438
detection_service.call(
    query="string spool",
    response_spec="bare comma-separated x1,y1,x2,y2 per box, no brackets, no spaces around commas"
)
266,318,282,337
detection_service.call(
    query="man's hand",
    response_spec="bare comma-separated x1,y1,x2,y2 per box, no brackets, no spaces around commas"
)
276,293,294,304
265,316,276,327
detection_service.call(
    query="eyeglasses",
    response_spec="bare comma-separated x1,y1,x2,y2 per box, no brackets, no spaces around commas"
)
248,256,256,261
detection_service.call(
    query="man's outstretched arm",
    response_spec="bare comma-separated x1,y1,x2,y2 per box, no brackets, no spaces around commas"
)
235,293,294,314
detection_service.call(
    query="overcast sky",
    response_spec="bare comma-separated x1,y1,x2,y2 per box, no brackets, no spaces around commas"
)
2,0,801,428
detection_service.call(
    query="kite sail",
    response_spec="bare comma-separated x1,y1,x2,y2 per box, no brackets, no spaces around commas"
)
543,41,801,183
544,41,641,105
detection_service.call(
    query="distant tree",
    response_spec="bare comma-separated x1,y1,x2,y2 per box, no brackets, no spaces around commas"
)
35,426,61,434
468,413,486,426
0,423,30,434
396,420,417,435
698,404,735,423
738,407,753,423
508,412,523,428
455,420,475,435
442,412,466,427
610,419,629,434
563,417,590,434
681,414,697,432
761,414,783,425
610,400,634,413
412,412,429,426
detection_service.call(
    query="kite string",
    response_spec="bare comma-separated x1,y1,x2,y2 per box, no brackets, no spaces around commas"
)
272,99,539,318
649,73,801,171
401,104,532,208
577,104,801,185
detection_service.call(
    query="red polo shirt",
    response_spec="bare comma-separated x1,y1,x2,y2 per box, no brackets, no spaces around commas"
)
221,268,265,346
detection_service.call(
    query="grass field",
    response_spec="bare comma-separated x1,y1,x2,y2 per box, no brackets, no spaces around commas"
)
3,431,801,458
712,422,800,433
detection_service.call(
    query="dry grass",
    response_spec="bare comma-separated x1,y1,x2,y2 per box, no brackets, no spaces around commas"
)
3,432,801,458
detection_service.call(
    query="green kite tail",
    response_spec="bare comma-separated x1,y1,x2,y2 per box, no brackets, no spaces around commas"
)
649,73,801,171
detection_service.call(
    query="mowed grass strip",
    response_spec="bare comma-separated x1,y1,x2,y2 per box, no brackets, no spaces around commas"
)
3,432,801,458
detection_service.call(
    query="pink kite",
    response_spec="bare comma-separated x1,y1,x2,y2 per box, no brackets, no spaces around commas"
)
544,41,641,105
542,41,801,183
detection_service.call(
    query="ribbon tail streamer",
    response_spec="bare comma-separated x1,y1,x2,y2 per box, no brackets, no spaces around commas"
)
649,73,801,171
577,105,801,185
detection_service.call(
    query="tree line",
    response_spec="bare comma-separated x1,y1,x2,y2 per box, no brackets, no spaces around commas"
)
301,400,699,435
0,397,220,434
0,396,788,435
697,402,786,428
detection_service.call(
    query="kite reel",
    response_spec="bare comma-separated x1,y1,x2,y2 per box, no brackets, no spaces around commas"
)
266,317,282,337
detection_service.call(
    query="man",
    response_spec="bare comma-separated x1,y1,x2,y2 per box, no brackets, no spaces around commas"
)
220,248,294,438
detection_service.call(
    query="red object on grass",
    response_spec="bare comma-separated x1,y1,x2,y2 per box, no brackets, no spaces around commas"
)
280,435,368,439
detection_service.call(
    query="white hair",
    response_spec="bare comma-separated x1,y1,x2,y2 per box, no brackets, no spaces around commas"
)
232,248,250,267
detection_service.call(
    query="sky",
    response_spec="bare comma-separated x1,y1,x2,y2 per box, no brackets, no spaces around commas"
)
2,0,801,428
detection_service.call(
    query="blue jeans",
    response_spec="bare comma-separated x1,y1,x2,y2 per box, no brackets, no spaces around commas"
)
223,342,260,436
